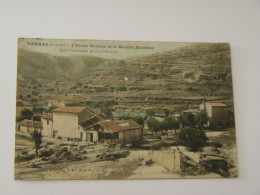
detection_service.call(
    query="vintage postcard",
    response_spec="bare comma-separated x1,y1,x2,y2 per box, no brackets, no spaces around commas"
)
15,38,238,180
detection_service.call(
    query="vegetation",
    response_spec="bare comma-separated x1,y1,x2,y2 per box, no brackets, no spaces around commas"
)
146,109,155,118
31,130,42,157
202,159,230,177
178,127,208,152
119,115,144,126
21,109,33,120
15,154,34,163
178,113,196,128
104,150,130,160
39,149,55,158
194,110,208,129
116,86,127,91
151,142,172,150
131,139,149,149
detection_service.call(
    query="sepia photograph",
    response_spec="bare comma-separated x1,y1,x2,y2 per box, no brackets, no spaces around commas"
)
14,38,238,180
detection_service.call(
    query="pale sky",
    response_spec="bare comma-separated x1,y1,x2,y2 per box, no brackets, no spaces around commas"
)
18,38,193,59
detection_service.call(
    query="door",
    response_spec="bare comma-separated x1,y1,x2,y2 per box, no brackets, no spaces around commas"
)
90,133,93,142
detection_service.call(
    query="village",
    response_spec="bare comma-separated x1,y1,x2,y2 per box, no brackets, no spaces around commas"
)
15,97,238,179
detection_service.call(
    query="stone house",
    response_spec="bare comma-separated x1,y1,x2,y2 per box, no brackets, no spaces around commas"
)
199,102,228,126
52,106,95,140
41,113,53,137
97,119,143,144
16,99,33,120
17,119,42,134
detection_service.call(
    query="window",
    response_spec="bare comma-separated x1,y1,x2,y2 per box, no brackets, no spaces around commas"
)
47,120,49,125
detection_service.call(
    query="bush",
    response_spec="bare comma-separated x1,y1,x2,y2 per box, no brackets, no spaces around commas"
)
179,127,208,152
104,150,130,160
39,149,55,158
15,154,34,163
202,159,230,177
116,86,127,91
131,139,149,148
151,142,172,150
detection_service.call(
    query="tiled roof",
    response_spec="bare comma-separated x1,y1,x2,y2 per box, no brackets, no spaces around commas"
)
183,109,199,113
81,114,107,129
53,106,85,113
16,99,33,106
18,119,42,128
42,112,53,119
208,102,227,107
99,119,142,133
48,101,64,106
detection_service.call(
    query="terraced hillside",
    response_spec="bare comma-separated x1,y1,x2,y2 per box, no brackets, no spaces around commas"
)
84,43,233,98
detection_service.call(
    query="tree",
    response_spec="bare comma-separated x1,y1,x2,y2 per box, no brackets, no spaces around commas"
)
146,109,155,118
195,110,208,129
131,115,145,127
101,106,113,118
178,112,196,128
21,109,33,119
31,130,42,157
163,108,169,117
147,117,160,137
165,117,179,134
178,127,208,152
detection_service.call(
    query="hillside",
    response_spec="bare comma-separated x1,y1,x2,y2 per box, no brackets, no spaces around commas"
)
85,43,233,98
17,49,118,86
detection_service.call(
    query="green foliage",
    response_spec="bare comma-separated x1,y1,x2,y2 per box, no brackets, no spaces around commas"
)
21,109,33,119
31,90,39,96
202,159,230,177
31,130,42,156
39,149,55,158
178,112,196,128
131,139,149,148
195,110,208,128
151,142,172,150
101,106,113,118
146,109,155,118
95,87,107,92
165,117,179,134
33,107,46,113
116,86,127,91
105,150,130,160
130,115,144,126
15,154,34,163
178,127,208,152
46,88,55,92
55,147,71,157
147,117,161,134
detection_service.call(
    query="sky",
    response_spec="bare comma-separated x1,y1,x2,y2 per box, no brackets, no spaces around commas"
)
18,38,193,59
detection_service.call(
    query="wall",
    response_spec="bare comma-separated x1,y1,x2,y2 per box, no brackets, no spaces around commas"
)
148,149,181,171
18,125,41,134
41,118,53,137
211,106,228,125
52,112,79,139
118,128,142,144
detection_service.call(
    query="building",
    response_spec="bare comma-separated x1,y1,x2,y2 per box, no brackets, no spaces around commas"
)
17,119,42,134
199,102,228,126
41,113,53,137
183,108,199,115
97,119,143,144
16,99,33,120
47,100,65,108
41,106,143,144
52,106,95,140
